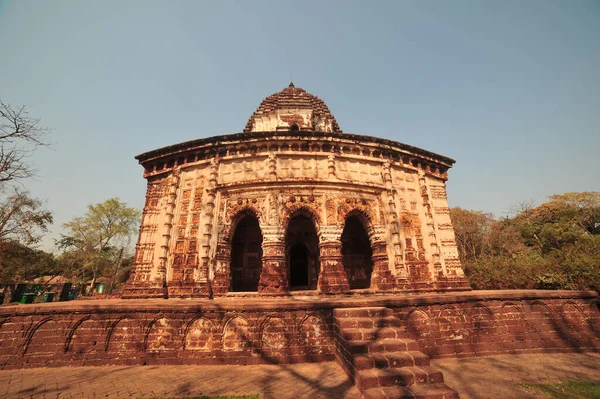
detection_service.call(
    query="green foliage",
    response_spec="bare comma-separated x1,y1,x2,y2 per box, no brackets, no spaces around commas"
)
62,198,141,252
451,192,600,291
0,240,60,283
59,198,140,291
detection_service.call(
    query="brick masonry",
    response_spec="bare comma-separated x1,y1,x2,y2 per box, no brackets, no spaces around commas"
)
0,290,598,372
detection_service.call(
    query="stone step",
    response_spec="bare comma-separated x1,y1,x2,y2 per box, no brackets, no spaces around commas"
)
333,307,393,319
340,327,411,341
352,351,431,370
362,385,414,399
408,383,460,399
356,366,445,391
363,384,459,399
346,339,421,354
334,315,403,329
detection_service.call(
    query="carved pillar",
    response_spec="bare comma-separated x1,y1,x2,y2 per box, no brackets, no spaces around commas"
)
317,236,349,294
381,161,409,288
212,242,231,295
258,235,288,294
369,229,394,291
154,170,180,298
194,159,219,297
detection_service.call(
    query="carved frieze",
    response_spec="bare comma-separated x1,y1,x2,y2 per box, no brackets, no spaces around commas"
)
337,197,377,224
280,193,323,226
224,197,266,225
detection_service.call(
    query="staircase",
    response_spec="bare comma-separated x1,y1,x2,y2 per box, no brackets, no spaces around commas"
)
334,307,459,399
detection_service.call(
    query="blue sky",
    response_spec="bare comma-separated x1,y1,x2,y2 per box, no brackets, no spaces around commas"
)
0,0,599,251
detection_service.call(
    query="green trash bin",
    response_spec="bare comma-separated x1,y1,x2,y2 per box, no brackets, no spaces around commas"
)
43,292,54,302
20,293,35,304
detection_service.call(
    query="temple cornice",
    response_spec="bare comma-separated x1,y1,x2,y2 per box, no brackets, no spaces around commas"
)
136,131,455,181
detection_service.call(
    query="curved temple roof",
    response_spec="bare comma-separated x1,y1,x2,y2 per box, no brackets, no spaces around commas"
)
244,83,342,133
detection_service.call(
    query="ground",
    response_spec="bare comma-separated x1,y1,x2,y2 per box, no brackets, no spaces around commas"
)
0,352,598,398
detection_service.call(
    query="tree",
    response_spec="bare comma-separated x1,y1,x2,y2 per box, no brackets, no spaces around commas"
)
450,192,600,291
548,192,600,235
0,100,50,184
0,100,53,250
515,192,600,254
0,240,59,283
60,198,141,292
0,187,53,245
449,208,493,262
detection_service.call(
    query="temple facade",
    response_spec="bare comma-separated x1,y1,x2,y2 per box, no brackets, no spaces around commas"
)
123,84,470,298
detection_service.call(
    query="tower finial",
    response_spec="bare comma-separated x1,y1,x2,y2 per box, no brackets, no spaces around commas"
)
289,72,294,87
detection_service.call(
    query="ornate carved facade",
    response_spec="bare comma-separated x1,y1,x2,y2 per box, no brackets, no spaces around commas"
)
123,83,470,298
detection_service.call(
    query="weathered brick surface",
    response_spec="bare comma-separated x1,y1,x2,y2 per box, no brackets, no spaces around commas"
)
397,297,600,359
0,303,335,369
0,290,597,374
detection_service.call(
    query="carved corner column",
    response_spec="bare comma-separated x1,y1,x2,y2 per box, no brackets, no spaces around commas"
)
258,232,288,295
427,180,472,291
369,228,394,291
159,171,180,290
317,230,349,294
122,178,166,299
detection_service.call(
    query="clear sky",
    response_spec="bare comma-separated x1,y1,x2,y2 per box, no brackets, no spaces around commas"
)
1,0,599,252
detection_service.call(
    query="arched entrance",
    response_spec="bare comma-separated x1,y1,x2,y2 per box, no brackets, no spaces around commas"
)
289,243,309,287
341,215,373,289
285,214,319,290
230,214,263,292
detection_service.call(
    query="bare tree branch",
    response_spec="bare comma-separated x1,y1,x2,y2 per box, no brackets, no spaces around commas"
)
0,99,50,185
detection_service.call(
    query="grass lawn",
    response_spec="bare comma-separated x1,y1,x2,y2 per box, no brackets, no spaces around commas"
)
520,381,600,398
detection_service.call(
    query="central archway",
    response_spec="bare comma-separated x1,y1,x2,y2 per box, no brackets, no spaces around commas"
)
285,214,319,290
289,243,309,287
341,215,373,289
230,214,263,292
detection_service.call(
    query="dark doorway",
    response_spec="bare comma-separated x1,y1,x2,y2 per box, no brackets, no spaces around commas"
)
290,243,309,287
230,215,263,292
341,215,373,289
286,214,319,290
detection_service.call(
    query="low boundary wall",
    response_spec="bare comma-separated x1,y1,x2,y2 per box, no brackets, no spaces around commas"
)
0,290,598,369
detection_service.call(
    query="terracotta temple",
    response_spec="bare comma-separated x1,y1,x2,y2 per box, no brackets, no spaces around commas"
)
123,83,471,298
2,85,598,399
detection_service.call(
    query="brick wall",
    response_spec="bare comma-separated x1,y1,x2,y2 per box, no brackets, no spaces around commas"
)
0,290,598,369
395,296,600,358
